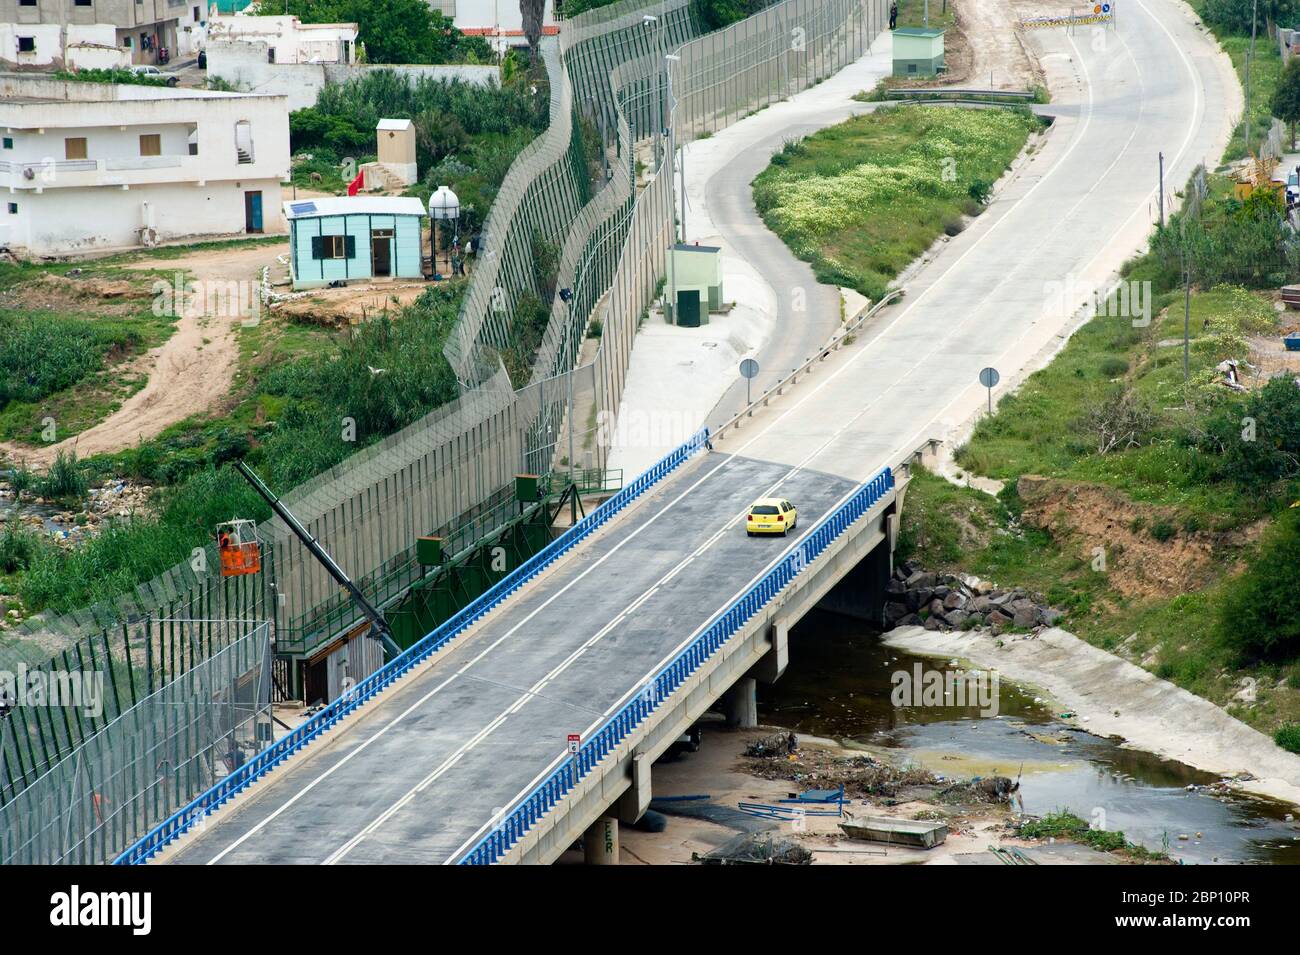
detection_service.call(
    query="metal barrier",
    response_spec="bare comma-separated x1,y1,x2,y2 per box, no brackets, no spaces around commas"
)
112,428,710,865
457,464,895,864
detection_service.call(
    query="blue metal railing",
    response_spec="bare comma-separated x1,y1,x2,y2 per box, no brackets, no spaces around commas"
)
113,429,712,865
457,465,896,865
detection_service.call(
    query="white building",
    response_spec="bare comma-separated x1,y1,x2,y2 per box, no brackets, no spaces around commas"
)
206,11,497,111
0,0,203,68
437,0,557,55
0,74,289,256
207,13,356,65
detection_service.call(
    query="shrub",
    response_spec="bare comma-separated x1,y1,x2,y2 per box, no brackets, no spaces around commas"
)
1276,723,1300,755
38,450,88,503
1218,509,1300,661
0,519,43,574
1149,521,1176,542
1099,356,1129,378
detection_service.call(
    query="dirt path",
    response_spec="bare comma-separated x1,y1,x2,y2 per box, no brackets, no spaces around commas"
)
1,242,288,467
952,0,1044,90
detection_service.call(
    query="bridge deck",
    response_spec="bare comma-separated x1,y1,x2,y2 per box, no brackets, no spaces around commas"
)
167,453,856,864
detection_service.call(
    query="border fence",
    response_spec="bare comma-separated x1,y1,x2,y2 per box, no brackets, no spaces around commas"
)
2,0,885,810
0,621,270,865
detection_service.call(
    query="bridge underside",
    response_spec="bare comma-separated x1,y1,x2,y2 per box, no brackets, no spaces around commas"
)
163,452,894,865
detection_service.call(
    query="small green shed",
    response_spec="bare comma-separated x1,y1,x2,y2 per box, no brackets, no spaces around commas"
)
892,27,945,77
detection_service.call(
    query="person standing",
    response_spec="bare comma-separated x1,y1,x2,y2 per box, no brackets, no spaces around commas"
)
889,1,898,29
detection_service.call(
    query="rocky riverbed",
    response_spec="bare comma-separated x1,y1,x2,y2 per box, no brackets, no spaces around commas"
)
883,560,1066,632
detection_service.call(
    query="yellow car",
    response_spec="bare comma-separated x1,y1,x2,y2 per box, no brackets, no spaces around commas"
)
746,497,797,536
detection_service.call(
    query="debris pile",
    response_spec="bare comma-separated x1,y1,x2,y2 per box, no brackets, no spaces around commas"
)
695,832,813,865
883,561,1065,633
743,731,798,758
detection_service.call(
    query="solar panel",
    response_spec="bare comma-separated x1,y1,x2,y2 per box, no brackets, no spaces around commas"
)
289,201,317,216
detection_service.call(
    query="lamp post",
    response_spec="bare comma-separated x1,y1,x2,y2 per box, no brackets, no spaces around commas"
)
558,286,577,522
428,184,460,277
642,14,662,167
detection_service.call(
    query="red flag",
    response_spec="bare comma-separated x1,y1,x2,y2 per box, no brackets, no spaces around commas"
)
346,170,364,196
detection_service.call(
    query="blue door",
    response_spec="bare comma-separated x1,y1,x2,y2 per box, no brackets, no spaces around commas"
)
244,191,263,233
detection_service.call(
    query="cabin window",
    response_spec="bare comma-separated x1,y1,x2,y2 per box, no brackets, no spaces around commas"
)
311,234,354,260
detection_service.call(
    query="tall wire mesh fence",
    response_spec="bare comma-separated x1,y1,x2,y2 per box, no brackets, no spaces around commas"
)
0,621,270,865
0,0,885,807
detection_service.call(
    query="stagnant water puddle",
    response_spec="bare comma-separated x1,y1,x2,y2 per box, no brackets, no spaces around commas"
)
758,611,1300,864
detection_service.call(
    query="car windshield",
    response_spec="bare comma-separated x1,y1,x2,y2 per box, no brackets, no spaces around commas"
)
752,505,779,515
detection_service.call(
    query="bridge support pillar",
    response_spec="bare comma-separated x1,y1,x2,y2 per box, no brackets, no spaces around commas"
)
750,618,788,685
722,677,758,729
815,516,895,624
617,750,651,824
583,816,619,865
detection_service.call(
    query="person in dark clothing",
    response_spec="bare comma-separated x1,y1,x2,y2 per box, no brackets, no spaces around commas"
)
889,2,898,29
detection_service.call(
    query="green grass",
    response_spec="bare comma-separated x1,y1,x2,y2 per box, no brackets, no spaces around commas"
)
1018,810,1168,861
0,264,180,445
752,105,1044,300
953,282,1282,527
15,283,466,615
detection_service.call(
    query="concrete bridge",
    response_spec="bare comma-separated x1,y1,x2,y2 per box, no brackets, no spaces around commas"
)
117,0,1234,866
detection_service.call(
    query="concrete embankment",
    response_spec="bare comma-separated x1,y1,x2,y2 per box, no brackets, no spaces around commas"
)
883,625,1300,808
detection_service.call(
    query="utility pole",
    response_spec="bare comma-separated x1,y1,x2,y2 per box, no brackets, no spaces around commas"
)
559,288,577,522
1246,0,1258,155
1182,248,1191,383
1158,151,1164,227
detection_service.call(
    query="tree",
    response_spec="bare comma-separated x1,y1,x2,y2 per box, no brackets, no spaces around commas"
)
521,0,545,63
261,0,490,65
1271,56,1300,149
1219,508,1300,661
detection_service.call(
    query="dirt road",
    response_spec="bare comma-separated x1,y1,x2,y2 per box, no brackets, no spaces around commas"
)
2,241,288,467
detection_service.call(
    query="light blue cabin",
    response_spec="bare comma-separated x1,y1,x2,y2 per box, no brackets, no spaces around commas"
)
284,196,427,290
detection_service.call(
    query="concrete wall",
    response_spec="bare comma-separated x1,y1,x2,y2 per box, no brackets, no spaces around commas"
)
207,40,498,110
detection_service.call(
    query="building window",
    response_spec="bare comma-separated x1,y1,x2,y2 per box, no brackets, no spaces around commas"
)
193,5,200,20
122,36,132,48
2,138,12,150
17,37,35,53
74,0,92,6
7,203,16,215
234,120,254,164
18,0,35,6
311,234,354,260
64,137,87,160
139,133,161,156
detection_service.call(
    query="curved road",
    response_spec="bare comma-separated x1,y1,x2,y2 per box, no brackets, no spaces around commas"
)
159,1,1235,863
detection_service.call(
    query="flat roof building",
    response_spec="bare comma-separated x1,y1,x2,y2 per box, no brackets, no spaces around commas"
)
283,195,427,289
0,74,289,256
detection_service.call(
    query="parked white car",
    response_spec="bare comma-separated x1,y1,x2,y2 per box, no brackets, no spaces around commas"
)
130,65,179,86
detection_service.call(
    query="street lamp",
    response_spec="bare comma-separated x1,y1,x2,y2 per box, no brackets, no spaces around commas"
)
558,286,578,522
642,14,662,166
428,184,460,276
665,52,682,324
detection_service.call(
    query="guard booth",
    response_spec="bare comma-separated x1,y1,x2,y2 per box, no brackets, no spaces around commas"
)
667,242,723,326
892,27,946,77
